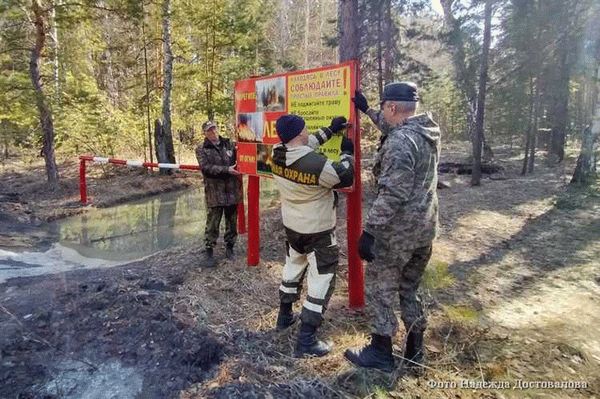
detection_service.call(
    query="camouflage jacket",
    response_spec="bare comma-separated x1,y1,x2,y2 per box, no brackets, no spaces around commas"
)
196,137,242,208
365,111,441,250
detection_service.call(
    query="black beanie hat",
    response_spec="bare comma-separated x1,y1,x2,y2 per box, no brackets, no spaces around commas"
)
381,81,419,103
276,114,306,143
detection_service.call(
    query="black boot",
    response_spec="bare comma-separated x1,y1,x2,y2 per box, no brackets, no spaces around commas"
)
225,244,235,260
204,248,216,268
403,331,425,375
276,302,297,331
344,334,394,371
294,323,331,358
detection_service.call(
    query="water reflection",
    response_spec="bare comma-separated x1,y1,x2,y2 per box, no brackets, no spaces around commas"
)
50,178,279,262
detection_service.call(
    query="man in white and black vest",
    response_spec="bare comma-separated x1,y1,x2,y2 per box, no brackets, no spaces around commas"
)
272,114,354,357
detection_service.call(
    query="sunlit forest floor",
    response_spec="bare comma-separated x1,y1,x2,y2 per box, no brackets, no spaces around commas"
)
176,146,599,398
1,143,599,398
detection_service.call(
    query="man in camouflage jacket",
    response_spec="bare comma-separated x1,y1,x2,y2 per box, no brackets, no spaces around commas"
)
196,121,242,267
344,82,440,374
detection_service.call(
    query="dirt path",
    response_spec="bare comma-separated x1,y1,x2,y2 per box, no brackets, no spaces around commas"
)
435,157,600,363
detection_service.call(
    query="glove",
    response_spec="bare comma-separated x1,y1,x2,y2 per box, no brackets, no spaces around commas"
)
353,90,369,113
341,137,354,155
358,231,375,262
328,116,348,133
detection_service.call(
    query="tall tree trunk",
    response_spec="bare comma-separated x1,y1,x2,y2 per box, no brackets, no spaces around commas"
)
100,3,118,106
549,42,570,163
338,0,359,62
208,16,217,121
160,0,175,173
571,66,599,185
277,0,292,64
50,0,60,102
3,135,9,159
30,0,59,185
154,119,165,166
141,1,153,163
155,17,163,93
528,85,540,173
154,119,175,173
382,0,394,83
522,130,531,175
522,80,534,175
440,0,478,142
1,121,9,159
317,0,325,64
204,17,210,119
304,0,310,67
471,0,493,186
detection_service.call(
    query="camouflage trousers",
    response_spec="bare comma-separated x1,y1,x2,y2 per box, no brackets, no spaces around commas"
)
205,205,237,249
279,228,338,328
366,245,432,337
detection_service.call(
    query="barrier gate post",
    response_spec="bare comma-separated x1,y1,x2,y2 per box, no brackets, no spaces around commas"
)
79,157,87,205
237,175,247,234
246,175,260,266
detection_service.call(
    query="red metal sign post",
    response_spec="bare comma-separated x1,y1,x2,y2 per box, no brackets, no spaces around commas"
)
346,65,364,308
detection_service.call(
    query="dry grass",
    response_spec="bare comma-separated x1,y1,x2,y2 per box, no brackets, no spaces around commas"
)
175,145,599,398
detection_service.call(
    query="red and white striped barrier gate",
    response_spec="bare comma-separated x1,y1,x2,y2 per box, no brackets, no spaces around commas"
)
78,155,246,235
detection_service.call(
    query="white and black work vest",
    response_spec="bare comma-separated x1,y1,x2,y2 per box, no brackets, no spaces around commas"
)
272,128,354,235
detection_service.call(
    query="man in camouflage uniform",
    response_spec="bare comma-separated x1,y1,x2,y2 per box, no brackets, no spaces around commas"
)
196,121,242,268
344,82,440,374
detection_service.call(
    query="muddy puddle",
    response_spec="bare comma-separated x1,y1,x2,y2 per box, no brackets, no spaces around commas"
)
0,179,279,283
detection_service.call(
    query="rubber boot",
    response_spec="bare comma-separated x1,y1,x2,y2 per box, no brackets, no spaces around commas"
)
204,247,217,268
275,302,297,331
294,323,331,358
225,244,235,260
403,331,425,376
344,334,394,371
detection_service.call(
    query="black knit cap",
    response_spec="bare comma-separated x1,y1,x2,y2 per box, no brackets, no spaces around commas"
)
380,81,419,103
276,114,306,143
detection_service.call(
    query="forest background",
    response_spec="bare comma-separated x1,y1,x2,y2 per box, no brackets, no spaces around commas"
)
0,0,599,184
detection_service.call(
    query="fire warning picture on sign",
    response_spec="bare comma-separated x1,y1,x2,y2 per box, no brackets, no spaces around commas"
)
234,61,357,176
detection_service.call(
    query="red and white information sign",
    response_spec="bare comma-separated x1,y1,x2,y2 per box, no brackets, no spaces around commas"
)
234,61,358,177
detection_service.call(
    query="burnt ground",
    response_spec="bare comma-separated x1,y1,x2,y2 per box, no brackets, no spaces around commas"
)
0,248,223,398
1,147,599,398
